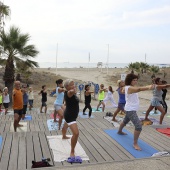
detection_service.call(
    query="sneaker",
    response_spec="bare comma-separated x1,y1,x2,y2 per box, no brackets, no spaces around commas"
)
83,112,87,115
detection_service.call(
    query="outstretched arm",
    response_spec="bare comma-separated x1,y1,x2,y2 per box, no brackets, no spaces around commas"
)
67,88,76,98
128,85,153,94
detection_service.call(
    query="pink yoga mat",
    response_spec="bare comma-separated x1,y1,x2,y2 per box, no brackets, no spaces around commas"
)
156,128,170,137
50,113,60,119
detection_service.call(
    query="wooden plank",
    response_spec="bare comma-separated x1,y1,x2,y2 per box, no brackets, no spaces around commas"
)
127,127,165,151
8,133,19,170
86,128,122,161
96,128,134,160
79,129,105,163
0,122,6,133
0,133,13,170
18,132,26,170
29,120,36,132
32,132,42,161
33,120,41,131
26,132,35,169
0,132,7,160
4,121,11,132
38,131,54,165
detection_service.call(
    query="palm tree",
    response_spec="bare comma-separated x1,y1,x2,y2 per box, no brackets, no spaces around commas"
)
139,62,150,74
0,2,10,32
127,62,140,74
0,26,39,103
150,65,159,77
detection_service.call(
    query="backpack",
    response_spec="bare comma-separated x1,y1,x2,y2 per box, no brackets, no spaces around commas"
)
106,112,113,117
31,158,53,168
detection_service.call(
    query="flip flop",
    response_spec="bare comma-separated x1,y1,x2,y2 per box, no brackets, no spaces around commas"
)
67,156,82,164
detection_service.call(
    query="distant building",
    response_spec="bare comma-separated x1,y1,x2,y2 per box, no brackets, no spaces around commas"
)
97,62,103,68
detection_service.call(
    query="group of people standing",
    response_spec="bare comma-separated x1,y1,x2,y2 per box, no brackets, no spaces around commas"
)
2,73,169,159
0,81,34,132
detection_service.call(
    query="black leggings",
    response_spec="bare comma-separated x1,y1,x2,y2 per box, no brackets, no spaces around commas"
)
83,103,92,117
160,100,168,113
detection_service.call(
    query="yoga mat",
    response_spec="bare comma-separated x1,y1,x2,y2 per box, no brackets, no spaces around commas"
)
0,136,2,149
156,128,170,137
47,135,89,162
139,116,166,125
104,129,158,158
22,115,32,121
47,119,65,131
10,122,27,132
142,110,161,115
79,112,94,118
50,113,60,120
92,108,102,112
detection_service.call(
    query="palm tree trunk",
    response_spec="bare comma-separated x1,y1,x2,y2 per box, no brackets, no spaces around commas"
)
3,57,15,107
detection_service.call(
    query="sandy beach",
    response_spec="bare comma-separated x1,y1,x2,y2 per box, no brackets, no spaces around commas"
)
31,67,170,114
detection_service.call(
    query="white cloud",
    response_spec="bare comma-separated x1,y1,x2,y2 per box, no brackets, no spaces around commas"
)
3,0,170,65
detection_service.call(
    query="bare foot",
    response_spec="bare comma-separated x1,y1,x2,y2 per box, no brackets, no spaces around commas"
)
62,136,70,139
133,144,141,151
117,131,127,135
112,119,118,122
17,124,23,127
144,118,151,121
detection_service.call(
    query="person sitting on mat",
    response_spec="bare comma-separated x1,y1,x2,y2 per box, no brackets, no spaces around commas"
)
62,79,80,158
96,84,107,112
53,79,65,130
144,78,170,124
112,80,126,122
118,73,153,150
82,84,94,117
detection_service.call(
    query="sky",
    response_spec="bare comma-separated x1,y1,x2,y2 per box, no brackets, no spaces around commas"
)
3,0,170,66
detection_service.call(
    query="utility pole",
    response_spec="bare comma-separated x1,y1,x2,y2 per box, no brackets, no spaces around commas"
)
107,44,109,74
56,43,58,75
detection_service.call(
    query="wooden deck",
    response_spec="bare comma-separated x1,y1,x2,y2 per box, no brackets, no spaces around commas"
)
0,109,170,170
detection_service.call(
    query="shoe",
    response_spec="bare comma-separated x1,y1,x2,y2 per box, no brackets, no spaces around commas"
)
83,112,87,115
67,156,82,164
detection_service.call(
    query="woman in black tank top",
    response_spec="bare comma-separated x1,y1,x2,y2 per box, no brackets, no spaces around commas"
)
83,85,94,117
62,79,80,159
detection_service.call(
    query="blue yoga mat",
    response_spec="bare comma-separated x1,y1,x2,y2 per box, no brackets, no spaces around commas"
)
104,129,158,158
47,119,65,131
92,108,102,112
79,112,94,118
0,136,2,149
22,115,32,121
142,110,161,115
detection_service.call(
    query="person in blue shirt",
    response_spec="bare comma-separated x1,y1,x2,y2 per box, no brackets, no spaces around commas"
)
22,85,28,120
54,79,65,130
112,80,126,121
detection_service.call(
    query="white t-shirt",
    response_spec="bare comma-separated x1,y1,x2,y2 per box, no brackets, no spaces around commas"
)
124,86,139,111
3,94,10,103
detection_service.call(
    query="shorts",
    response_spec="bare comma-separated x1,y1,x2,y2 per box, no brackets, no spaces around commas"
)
118,103,125,110
99,100,103,102
29,100,33,106
54,104,62,111
14,109,23,115
151,98,162,107
65,120,77,126
42,101,47,107
3,103,9,109
23,105,27,114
